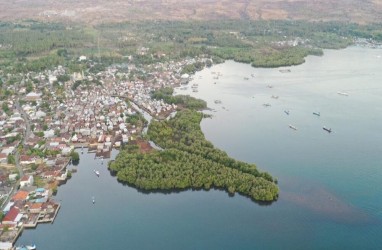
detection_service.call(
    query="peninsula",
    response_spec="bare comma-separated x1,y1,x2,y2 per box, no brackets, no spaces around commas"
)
0,1,382,247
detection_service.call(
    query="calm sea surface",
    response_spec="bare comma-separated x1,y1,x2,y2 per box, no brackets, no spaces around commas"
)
18,47,382,249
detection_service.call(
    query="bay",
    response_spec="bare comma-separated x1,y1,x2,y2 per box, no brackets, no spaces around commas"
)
18,46,382,249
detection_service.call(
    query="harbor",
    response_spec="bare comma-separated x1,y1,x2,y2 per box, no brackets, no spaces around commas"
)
13,47,382,250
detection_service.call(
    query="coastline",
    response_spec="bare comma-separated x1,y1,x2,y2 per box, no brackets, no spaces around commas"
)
13,46,382,250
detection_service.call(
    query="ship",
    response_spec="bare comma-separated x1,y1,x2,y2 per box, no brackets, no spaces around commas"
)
289,124,297,130
323,126,332,133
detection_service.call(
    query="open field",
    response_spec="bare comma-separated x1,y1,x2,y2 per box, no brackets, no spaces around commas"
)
0,0,381,24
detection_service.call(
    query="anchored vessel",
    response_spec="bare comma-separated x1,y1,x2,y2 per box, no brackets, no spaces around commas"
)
16,244,36,250
289,124,297,130
323,126,332,133
337,91,349,96
94,170,100,177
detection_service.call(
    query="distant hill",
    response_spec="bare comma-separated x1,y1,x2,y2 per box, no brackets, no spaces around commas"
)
0,0,381,24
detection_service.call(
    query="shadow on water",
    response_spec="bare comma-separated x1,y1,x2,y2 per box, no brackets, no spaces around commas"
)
281,179,378,226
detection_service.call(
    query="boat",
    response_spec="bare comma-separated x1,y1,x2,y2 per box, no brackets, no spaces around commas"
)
16,245,36,250
27,245,36,250
243,77,249,80
289,124,297,130
284,110,290,115
323,126,332,133
214,100,222,104
94,170,100,177
271,95,279,99
337,91,349,96
251,74,255,77
92,196,95,204
263,103,271,107
313,112,320,116
267,85,273,88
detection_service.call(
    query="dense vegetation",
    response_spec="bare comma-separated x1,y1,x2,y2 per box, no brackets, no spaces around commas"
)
109,109,278,202
151,87,207,110
1,20,382,76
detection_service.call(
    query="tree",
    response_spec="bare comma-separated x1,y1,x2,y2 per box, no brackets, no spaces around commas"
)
7,154,16,165
71,151,80,165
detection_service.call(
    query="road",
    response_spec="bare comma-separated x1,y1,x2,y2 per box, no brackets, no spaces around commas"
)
0,100,30,210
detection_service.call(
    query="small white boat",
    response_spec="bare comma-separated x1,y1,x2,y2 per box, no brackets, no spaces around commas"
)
214,100,222,104
16,244,36,250
27,245,36,250
337,91,349,96
263,103,271,107
271,95,279,99
313,112,320,116
284,110,290,115
92,196,95,204
289,124,297,130
94,170,100,177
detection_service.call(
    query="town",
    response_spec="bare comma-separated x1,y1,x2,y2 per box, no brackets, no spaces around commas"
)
0,51,210,249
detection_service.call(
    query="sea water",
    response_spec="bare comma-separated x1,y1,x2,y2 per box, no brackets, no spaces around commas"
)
17,47,382,249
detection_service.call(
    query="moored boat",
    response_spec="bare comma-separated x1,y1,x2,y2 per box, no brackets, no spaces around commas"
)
313,112,320,116
94,170,100,177
337,91,349,96
323,126,332,133
27,245,36,250
16,244,36,250
284,110,290,115
289,124,297,130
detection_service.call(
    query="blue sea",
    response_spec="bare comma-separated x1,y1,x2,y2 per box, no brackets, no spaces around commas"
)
18,47,382,249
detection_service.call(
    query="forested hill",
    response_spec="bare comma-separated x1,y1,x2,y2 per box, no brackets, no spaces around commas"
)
0,0,382,24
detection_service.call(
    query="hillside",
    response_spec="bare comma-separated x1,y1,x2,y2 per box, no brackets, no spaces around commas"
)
1,0,382,24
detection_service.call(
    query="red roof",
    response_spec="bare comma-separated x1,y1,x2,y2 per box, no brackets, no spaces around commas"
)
12,190,29,201
20,175,31,182
20,155,33,162
3,207,19,222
